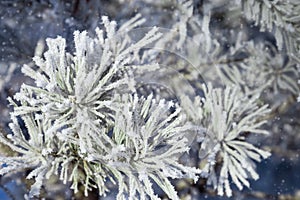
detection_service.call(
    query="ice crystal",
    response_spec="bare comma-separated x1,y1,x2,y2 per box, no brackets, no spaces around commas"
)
239,0,300,53
216,38,299,96
0,14,201,199
82,93,201,199
3,0,299,198
181,83,271,197
0,114,64,198
0,93,201,199
11,14,161,130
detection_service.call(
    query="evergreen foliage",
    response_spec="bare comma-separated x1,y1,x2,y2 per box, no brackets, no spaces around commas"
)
0,0,299,199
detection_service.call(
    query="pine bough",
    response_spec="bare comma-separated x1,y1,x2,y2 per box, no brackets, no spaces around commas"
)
0,12,271,200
